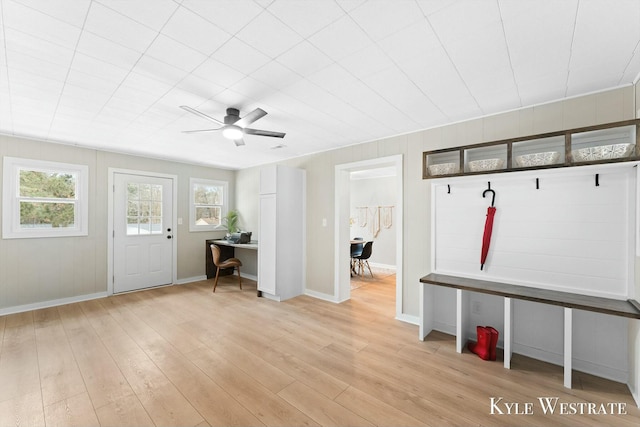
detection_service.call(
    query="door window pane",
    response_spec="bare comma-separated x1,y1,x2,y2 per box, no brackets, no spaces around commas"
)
126,183,163,235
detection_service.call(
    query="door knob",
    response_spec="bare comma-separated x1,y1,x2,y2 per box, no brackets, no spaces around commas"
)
167,235,172,239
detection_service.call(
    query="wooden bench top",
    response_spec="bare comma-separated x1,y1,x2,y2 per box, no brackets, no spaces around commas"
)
420,273,640,319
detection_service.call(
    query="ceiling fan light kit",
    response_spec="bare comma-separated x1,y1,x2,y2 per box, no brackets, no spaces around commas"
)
222,125,243,140
181,105,286,146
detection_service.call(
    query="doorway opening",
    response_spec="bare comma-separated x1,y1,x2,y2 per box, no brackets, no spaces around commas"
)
334,155,403,319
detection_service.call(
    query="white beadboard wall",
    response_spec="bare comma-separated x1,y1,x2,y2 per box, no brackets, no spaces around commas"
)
430,162,637,382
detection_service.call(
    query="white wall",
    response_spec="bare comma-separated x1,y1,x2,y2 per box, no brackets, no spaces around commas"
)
0,134,235,311
237,85,637,318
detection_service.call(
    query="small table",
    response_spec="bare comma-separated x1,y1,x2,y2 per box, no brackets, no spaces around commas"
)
206,239,258,279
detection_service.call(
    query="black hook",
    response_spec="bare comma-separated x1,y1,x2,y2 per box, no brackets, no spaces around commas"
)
447,184,451,194
483,188,496,207
595,174,600,187
536,178,539,190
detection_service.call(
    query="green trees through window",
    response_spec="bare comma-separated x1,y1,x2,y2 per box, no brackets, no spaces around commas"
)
19,170,77,228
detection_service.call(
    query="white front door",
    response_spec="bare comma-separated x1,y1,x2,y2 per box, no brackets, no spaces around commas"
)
113,173,174,293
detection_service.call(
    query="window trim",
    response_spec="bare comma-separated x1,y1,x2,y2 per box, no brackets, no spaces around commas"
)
189,177,228,232
2,157,89,239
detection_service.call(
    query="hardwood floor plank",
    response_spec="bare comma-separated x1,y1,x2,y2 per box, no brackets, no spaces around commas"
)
0,391,45,427
0,268,638,426
94,395,154,427
0,319,40,403
187,347,319,427
334,386,426,427
58,303,137,410
43,392,99,427
278,381,374,427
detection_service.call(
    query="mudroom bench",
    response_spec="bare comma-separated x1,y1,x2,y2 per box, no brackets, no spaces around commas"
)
419,273,640,389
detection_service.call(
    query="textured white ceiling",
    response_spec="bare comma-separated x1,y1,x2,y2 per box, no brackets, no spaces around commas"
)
1,0,639,169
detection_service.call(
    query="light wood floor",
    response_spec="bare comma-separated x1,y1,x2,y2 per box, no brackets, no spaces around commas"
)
1,272,639,426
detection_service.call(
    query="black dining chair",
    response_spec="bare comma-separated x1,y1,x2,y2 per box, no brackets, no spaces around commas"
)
350,239,364,275
354,241,374,277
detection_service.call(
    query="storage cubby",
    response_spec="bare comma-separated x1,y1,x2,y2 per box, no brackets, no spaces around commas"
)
464,144,507,173
424,150,461,177
422,119,640,179
512,135,566,168
570,124,637,163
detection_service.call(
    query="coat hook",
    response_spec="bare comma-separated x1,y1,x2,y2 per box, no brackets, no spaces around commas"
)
447,184,451,194
482,188,496,207
595,174,600,187
536,178,539,190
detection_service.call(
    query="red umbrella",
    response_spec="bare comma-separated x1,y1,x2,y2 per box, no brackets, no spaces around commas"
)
481,188,496,270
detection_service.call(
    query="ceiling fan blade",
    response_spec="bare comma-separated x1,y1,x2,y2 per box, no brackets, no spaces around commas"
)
234,137,245,146
244,128,286,138
180,105,224,125
181,128,222,133
235,108,267,128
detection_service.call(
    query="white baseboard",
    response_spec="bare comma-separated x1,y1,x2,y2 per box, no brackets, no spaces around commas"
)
241,272,257,281
433,322,456,336
175,275,207,285
0,292,108,316
305,289,341,303
396,313,419,325
369,262,396,270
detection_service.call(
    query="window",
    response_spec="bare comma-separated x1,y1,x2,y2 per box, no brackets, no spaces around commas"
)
127,182,163,235
3,157,89,238
189,178,228,232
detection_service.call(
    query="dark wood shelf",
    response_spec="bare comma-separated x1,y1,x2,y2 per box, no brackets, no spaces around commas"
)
423,118,640,179
420,273,640,319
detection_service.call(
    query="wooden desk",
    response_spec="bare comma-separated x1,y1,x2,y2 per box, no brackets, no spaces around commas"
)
206,239,258,279
419,273,640,389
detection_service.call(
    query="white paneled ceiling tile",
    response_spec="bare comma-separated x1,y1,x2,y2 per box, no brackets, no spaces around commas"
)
161,6,231,56
308,15,372,62
251,61,302,90
335,0,367,13
364,68,442,126
84,2,158,53
12,0,91,27
64,68,121,96
377,20,439,65
211,37,271,75
415,0,458,17
338,45,395,80
428,0,501,45
71,52,130,84
518,73,567,106
156,86,207,112
5,49,70,81
4,28,75,69
132,55,189,87
96,0,179,31
236,11,302,58
307,63,357,95
75,31,142,71
267,0,345,38
275,41,333,77
3,0,82,48
180,0,264,35
350,0,425,41
120,72,174,100
192,58,246,89
228,76,276,100
175,74,225,99
146,34,208,73
400,53,479,120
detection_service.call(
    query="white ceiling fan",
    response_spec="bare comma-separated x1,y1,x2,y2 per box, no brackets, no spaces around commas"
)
180,105,286,146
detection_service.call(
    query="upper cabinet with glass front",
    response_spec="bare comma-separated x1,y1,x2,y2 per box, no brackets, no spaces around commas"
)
423,119,640,179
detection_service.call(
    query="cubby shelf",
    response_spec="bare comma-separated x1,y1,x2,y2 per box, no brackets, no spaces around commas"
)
423,119,640,179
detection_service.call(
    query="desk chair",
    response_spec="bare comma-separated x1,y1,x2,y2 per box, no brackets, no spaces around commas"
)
354,241,374,277
210,244,243,292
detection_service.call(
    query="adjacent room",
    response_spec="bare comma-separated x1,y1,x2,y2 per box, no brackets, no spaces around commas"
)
1,1,640,426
